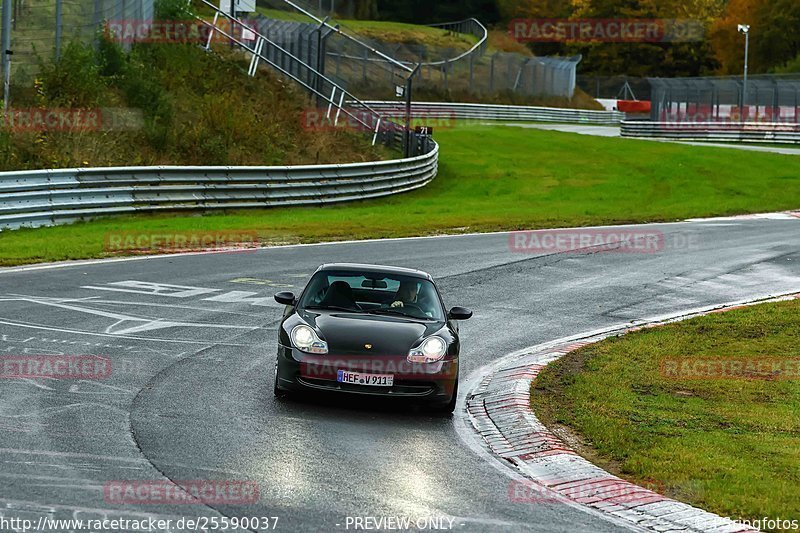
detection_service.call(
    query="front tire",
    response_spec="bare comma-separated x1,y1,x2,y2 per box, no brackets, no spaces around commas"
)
433,378,458,414
274,360,289,399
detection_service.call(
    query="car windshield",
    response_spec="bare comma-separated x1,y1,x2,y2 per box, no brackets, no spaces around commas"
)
299,270,445,321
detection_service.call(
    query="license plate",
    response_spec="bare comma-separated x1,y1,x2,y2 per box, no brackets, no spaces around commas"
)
337,370,394,387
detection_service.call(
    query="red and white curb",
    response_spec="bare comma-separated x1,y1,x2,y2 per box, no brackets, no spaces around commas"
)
462,292,800,533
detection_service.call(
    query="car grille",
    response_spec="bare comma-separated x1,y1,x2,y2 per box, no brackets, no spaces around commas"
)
297,377,436,397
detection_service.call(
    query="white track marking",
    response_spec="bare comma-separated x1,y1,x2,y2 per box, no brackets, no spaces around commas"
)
82,281,221,298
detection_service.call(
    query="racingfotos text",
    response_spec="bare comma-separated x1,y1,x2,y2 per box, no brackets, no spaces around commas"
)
728,517,799,531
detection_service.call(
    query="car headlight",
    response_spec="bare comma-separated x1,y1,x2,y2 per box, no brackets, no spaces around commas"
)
408,336,447,363
291,324,328,354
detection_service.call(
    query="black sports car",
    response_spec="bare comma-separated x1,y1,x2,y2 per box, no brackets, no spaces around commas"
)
273,263,472,413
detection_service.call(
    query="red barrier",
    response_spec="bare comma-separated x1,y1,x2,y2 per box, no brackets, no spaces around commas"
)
617,100,651,113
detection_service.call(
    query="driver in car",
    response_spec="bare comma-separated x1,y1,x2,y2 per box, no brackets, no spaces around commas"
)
390,281,418,308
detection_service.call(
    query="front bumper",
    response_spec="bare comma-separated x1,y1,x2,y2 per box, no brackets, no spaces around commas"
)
275,345,458,404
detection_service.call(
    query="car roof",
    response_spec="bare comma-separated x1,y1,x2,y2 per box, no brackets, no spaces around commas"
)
317,263,433,281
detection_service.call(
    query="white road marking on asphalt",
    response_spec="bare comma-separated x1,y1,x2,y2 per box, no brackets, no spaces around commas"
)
230,277,294,287
0,497,185,521
82,280,221,298
0,319,252,345
0,296,258,336
88,298,268,317
106,319,251,336
0,447,149,463
203,290,277,307
16,379,55,391
83,280,282,308
0,403,128,418
68,381,132,395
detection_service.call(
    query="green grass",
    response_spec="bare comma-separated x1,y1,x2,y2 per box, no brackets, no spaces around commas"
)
530,299,800,530
1,124,800,266
254,7,476,50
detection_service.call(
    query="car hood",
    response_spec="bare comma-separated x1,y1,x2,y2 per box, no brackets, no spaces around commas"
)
300,311,444,356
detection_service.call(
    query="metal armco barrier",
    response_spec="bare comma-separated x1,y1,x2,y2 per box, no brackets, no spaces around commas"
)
0,143,438,231
362,101,623,125
621,121,800,143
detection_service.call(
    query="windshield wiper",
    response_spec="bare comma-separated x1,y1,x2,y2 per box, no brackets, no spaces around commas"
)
305,305,362,313
366,308,438,321
365,308,418,317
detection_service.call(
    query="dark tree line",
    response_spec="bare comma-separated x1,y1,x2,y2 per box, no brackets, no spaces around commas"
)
374,0,500,24
335,0,799,77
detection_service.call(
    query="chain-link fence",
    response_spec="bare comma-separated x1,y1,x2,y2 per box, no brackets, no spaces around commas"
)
649,74,800,122
253,0,580,100
577,75,651,101
1,0,154,86
410,52,579,99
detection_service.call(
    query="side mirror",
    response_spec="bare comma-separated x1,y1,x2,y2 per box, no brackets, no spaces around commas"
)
274,291,297,306
448,306,473,320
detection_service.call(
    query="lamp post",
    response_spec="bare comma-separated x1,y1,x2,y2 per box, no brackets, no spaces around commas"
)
737,24,750,121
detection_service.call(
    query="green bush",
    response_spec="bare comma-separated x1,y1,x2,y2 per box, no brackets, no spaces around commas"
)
2,25,384,170
37,41,107,107
154,0,195,20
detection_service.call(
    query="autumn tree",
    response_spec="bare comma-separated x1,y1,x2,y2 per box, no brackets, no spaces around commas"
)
711,0,800,74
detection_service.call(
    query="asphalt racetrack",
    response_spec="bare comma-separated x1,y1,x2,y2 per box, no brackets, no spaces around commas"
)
1,217,798,532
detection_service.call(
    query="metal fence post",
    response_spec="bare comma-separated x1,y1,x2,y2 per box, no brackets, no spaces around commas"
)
93,0,101,30
2,0,10,113
362,48,367,84
489,53,495,92
55,0,63,61
468,53,474,92
404,64,420,158
315,18,332,108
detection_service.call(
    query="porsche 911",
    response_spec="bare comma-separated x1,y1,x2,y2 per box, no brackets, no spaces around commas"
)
273,263,472,413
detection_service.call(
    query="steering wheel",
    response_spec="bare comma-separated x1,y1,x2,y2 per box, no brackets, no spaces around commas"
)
399,303,426,315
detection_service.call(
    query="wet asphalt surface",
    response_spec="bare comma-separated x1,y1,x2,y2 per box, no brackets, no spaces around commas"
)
0,217,798,532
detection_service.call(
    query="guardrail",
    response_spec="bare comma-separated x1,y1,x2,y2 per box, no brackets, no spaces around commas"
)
363,101,624,125
621,121,800,143
0,142,438,230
